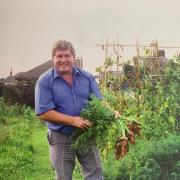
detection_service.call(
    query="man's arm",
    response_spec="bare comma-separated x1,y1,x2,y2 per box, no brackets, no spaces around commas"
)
38,109,92,130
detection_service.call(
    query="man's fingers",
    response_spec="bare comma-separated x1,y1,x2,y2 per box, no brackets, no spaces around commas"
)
78,117,93,129
84,120,93,127
82,122,90,129
80,124,88,130
80,117,92,125
81,120,92,129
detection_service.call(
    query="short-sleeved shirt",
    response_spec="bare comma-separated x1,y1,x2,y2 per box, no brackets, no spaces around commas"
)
35,66,102,134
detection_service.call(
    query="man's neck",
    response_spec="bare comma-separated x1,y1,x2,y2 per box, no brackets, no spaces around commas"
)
60,70,73,86
63,74,73,86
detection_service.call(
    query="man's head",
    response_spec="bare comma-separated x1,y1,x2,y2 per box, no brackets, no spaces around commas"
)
52,40,75,75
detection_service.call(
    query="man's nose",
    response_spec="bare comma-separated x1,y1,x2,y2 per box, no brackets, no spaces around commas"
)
60,56,67,62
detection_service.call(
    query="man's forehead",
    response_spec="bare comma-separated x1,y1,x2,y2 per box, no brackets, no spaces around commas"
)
55,49,72,54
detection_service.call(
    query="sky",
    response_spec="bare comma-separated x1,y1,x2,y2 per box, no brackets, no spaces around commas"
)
0,0,180,78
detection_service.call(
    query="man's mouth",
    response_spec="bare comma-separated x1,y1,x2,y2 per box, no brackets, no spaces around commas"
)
58,63,69,66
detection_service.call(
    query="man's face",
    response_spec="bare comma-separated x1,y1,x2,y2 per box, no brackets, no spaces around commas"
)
53,49,75,75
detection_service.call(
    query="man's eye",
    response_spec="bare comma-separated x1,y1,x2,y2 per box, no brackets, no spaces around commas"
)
57,55,63,58
65,54,71,58
57,54,71,58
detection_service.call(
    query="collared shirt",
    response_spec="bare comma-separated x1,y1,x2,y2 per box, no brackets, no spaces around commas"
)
35,66,102,134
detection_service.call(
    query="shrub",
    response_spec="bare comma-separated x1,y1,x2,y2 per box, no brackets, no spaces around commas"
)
103,134,180,180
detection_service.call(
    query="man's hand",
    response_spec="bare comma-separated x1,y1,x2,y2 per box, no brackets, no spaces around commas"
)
72,117,93,130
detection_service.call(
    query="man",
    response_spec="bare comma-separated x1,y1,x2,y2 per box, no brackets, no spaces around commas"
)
35,40,104,180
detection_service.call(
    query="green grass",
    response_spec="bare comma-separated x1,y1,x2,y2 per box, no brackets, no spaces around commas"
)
27,124,54,180
0,102,83,180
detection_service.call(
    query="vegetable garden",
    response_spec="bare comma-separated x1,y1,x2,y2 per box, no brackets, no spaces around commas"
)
74,53,180,179
0,53,179,179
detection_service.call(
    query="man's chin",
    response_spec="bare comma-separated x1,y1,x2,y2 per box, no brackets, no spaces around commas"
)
59,68,72,75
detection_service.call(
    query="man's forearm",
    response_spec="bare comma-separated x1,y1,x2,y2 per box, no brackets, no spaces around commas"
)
38,110,74,126
38,109,93,129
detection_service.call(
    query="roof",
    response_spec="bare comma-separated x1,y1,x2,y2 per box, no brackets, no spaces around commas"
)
15,58,83,81
13,72,25,78
15,60,53,81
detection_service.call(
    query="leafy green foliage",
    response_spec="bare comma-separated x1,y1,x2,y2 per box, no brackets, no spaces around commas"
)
73,97,115,152
96,55,179,178
103,134,180,180
139,60,179,139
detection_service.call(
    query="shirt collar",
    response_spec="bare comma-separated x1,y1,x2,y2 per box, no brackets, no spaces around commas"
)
53,66,81,79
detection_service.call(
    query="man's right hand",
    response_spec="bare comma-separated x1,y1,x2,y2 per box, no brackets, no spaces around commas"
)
72,117,93,130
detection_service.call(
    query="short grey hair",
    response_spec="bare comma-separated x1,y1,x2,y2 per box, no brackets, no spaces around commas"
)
52,40,75,58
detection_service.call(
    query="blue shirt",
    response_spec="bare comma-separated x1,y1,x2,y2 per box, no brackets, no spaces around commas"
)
35,66,102,134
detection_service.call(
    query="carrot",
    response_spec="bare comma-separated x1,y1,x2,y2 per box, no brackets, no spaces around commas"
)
126,131,135,145
120,137,128,157
127,121,141,136
132,121,141,136
115,139,121,160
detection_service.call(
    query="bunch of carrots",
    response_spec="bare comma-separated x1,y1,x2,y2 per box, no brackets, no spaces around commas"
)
115,120,142,160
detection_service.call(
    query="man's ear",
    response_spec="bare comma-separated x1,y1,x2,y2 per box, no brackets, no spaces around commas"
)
52,57,55,64
72,55,76,64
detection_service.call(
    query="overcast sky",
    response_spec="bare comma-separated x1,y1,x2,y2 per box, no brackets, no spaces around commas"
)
0,0,180,78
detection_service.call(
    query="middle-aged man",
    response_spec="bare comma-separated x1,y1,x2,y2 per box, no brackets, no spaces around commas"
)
35,40,104,180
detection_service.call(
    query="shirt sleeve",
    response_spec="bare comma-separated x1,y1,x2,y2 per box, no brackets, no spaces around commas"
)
89,76,103,100
35,78,56,115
